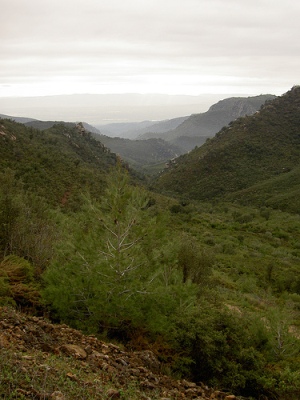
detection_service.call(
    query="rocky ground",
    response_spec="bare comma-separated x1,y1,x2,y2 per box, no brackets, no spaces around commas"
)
0,306,239,400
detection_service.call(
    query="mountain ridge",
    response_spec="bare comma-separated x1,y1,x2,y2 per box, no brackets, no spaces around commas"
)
139,94,276,152
154,87,300,212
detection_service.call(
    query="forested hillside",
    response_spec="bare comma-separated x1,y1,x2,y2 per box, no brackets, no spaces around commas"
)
0,120,120,208
1,89,300,399
154,86,300,212
11,117,181,173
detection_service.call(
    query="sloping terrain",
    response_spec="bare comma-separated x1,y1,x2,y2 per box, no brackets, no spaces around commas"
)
96,135,181,170
154,87,300,212
0,306,235,400
135,116,189,137
141,94,276,153
0,119,118,207
6,116,183,172
226,164,300,213
22,118,182,172
95,120,156,139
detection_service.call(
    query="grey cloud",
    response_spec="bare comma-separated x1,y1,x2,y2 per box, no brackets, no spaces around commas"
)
1,0,299,97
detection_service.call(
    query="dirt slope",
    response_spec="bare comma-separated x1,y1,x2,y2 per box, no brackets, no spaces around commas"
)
0,307,237,400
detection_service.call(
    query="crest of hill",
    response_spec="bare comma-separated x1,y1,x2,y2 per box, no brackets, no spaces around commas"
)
0,114,102,136
23,119,102,136
0,119,121,208
0,113,38,124
154,86,300,212
140,94,276,153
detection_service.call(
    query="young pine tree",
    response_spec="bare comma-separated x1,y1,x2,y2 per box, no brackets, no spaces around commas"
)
43,164,162,333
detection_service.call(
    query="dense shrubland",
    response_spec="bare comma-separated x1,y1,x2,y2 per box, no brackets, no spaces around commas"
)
1,164,300,399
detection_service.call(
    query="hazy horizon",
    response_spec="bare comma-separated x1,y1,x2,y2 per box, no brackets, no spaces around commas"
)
0,92,253,125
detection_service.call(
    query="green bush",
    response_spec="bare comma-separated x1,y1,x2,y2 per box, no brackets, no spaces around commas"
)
171,306,271,397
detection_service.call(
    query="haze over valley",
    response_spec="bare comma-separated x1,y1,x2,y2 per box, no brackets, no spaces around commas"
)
0,93,232,126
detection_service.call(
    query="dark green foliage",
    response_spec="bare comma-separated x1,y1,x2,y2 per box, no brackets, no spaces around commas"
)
260,207,271,220
171,303,300,399
177,234,213,285
172,307,267,396
42,166,189,335
0,169,57,271
40,171,300,398
169,203,185,214
0,119,118,208
0,169,22,256
154,87,300,213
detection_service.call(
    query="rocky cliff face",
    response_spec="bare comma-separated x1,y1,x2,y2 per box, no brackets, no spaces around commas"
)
207,95,275,121
0,306,238,399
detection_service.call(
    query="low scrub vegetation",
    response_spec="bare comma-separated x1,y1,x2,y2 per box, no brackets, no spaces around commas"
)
1,164,300,399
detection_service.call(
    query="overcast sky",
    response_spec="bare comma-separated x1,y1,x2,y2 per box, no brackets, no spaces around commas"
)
1,0,299,99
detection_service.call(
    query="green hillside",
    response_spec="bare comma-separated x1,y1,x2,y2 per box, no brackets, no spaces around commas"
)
226,165,300,212
19,118,181,173
0,119,118,208
154,87,300,212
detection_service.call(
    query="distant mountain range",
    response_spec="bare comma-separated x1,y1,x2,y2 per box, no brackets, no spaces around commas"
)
138,94,276,152
94,95,275,145
96,94,276,169
153,86,300,213
95,116,189,139
2,94,274,172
